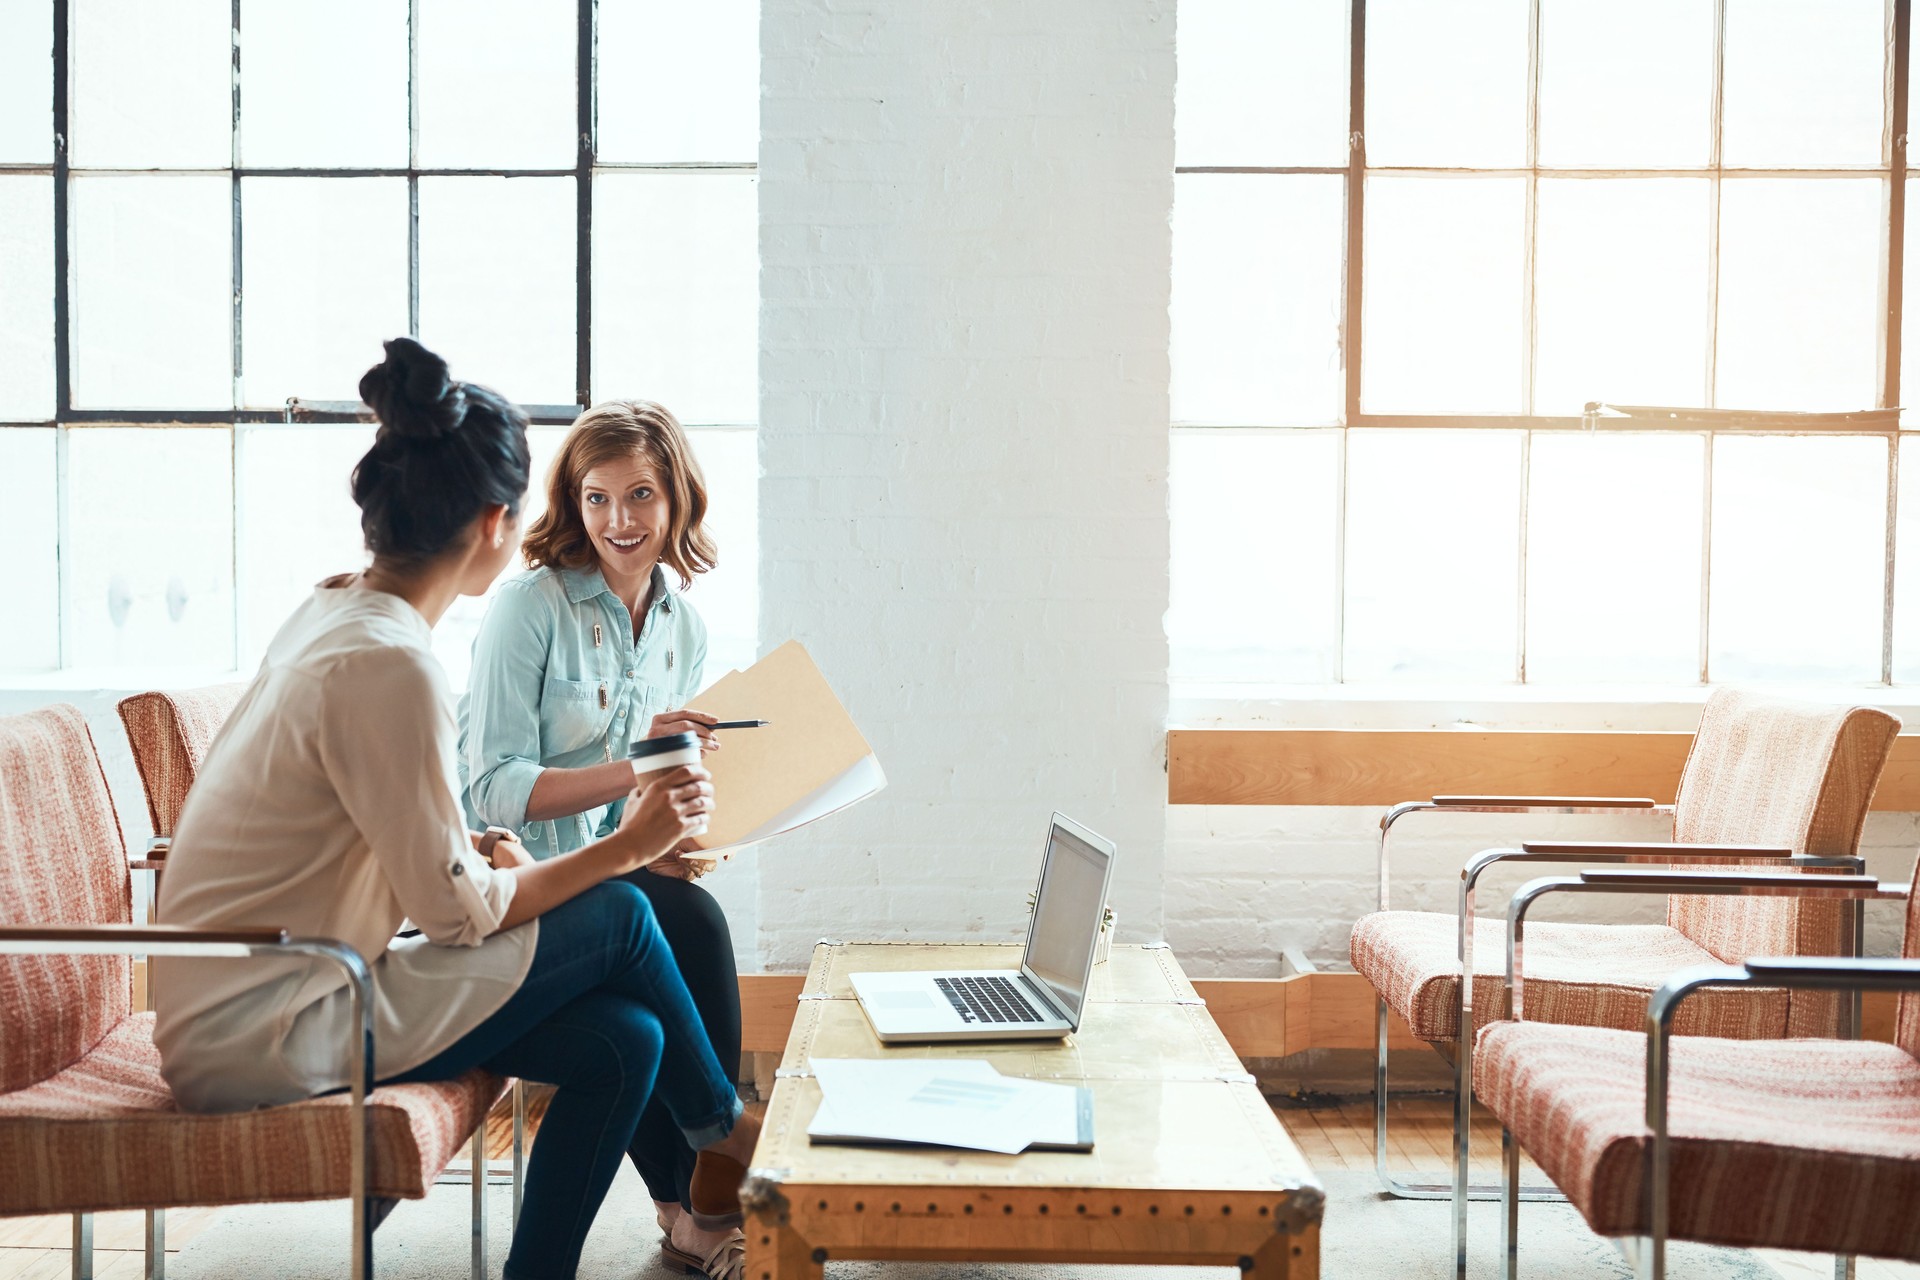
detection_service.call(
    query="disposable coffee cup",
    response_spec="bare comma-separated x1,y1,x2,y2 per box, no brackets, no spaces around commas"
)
628,732,709,837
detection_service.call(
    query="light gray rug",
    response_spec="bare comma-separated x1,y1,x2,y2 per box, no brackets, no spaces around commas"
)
168,1167,1780,1278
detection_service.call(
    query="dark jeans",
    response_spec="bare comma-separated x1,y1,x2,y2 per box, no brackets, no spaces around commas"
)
617,869,741,1210
390,881,740,1280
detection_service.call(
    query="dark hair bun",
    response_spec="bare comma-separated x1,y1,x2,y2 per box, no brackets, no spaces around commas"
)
350,337,531,568
359,337,469,439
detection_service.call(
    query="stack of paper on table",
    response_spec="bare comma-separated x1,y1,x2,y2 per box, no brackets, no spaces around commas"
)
806,1058,1095,1154
683,640,885,861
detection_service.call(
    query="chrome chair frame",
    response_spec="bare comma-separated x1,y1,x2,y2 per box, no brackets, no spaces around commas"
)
1496,869,1898,1280
1372,796,1674,1205
131,848,529,1261
0,924,378,1280
1377,797,1834,1280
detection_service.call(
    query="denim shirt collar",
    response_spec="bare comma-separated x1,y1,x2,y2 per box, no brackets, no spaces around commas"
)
558,562,673,618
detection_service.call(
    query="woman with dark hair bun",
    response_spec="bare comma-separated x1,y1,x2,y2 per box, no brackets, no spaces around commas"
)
153,339,759,1280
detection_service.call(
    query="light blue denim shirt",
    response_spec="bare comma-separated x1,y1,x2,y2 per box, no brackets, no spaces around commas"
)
458,563,707,857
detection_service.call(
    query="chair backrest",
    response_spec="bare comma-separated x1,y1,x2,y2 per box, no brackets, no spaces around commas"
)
1898,861,1920,1059
1670,687,1900,1036
0,704,132,1092
117,684,246,840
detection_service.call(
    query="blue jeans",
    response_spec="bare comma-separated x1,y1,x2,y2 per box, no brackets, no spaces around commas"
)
390,881,742,1280
613,869,740,1210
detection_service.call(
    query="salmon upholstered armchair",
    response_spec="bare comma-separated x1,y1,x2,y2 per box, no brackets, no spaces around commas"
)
118,685,532,1210
1481,856,1920,1278
0,704,508,1280
1347,688,1898,1275
116,683,246,910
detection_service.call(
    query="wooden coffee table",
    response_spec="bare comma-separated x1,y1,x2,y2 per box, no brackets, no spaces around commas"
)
742,941,1323,1278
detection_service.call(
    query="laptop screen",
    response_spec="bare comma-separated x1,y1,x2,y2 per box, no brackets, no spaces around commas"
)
1021,819,1113,1020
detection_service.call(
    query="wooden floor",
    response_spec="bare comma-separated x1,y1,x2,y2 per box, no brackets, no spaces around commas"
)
4,1093,1913,1279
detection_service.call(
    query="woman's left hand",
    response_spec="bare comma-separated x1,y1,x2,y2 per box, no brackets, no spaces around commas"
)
489,834,536,870
648,708,720,752
472,828,535,869
646,839,714,880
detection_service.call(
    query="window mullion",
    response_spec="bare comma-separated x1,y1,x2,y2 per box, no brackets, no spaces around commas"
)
51,0,70,420
576,0,595,408
1698,0,1728,685
1706,0,1727,410
52,0,70,670
1517,0,1542,683
407,0,420,339
229,0,243,670
1333,426,1348,685
1516,429,1531,683
1886,0,1911,684
1885,433,1900,685
54,425,71,670
1699,431,1714,684
1338,0,1360,683
1342,0,1365,428
1886,0,1910,414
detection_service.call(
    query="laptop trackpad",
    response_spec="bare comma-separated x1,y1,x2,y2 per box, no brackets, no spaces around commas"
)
872,989,937,1010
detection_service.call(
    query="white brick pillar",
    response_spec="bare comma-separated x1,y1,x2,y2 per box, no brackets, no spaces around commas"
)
757,0,1174,968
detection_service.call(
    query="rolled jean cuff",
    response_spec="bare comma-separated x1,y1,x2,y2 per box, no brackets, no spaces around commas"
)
681,1092,745,1150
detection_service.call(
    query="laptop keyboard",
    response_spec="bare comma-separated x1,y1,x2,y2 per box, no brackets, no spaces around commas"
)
933,975,1046,1024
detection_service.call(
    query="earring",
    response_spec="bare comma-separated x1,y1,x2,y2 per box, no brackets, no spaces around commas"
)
493,535,503,548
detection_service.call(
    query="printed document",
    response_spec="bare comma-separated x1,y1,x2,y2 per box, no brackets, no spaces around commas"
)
807,1058,1092,1154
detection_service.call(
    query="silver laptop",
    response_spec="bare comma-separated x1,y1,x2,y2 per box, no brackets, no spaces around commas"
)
850,813,1116,1043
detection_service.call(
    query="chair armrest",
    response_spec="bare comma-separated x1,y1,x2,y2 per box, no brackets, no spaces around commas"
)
1499,871,1887,1024
1578,868,1895,897
0,922,293,957
1520,840,1794,859
1460,843,1846,896
1743,956,1920,992
1434,795,1659,809
0,919,381,1256
1383,796,1670,834
132,836,170,872
1376,799,1675,911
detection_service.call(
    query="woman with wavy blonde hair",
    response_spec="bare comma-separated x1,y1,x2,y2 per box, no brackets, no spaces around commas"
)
457,399,745,1279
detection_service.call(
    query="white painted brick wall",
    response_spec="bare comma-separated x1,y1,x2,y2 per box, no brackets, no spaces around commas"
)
757,0,1174,969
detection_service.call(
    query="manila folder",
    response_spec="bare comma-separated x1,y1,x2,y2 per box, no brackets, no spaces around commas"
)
684,640,885,857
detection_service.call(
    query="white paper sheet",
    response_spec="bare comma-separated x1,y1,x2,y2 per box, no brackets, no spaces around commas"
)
807,1058,1084,1154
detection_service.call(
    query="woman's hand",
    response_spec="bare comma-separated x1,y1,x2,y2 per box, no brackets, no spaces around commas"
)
648,708,721,752
645,852,710,881
611,764,713,871
488,833,536,870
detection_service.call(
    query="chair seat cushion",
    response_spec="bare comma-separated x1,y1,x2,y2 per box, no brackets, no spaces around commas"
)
1477,1021,1920,1259
1350,910,1790,1042
0,1013,506,1215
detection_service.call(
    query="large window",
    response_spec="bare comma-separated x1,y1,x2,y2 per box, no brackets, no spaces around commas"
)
1172,0,1917,689
0,0,759,686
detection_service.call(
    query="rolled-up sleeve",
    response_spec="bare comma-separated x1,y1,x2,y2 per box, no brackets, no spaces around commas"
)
463,583,552,831
321,647,515,946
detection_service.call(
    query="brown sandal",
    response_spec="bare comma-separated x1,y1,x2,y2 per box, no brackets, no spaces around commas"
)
660,1228,745,1280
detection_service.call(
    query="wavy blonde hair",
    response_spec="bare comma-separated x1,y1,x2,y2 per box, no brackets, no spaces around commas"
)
521,400,717,588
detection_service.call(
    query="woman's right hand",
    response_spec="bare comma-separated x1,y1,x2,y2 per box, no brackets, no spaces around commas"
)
611,764,713,872
648,708,721,752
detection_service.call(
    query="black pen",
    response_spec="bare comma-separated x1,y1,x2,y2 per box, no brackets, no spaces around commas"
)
710,719,771,730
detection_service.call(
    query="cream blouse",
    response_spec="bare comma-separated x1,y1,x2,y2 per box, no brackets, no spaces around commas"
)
153,580,536,1113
